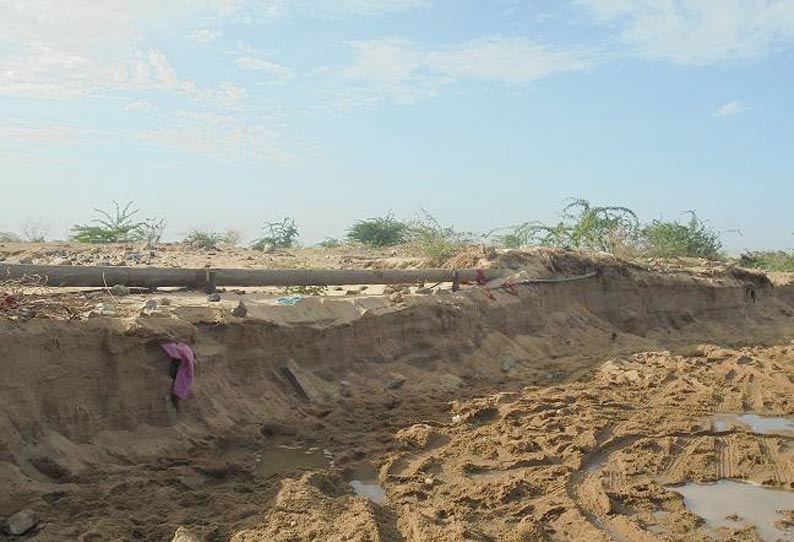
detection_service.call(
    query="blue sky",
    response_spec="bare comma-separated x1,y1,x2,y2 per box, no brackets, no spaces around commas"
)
1,0,793,252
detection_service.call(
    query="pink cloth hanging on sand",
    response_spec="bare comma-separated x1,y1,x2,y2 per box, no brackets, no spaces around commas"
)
160,342,196,400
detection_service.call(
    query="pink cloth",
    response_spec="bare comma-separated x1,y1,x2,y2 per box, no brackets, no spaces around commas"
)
160,342,196,400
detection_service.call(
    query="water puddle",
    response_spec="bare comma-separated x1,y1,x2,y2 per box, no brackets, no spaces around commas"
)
255,446,387,504
645,510,668,534
346,464,387,504
669,480,794,542
350,480,386,504
256,445,331,478
713,413,794,434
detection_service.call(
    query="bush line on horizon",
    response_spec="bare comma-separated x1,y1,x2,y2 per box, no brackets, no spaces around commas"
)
2,199,792,271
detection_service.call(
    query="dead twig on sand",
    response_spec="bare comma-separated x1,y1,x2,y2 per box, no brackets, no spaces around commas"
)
0,275,92,321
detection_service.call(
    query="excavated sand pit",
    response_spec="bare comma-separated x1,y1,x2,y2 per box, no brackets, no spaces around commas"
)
1,249,794,541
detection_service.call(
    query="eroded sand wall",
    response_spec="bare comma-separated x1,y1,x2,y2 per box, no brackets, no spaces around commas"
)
0,269,788,459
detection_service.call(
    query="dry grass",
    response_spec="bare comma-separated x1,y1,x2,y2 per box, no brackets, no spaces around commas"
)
1,276,93,321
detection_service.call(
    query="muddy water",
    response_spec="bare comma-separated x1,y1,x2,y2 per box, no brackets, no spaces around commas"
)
256,446,330,478
714,413,794,434
670,480,794,542
349,480,386,503
255,447,387,504
346,464,387,504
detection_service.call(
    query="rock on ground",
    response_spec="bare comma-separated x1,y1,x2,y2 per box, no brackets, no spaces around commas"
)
231,300,248,317
171,526,202,542
385,372,407,390
5,509,37,536
110,284,131,297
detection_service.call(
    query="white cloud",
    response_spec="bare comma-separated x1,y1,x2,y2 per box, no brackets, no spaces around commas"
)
0,46,183,99
345,39,425,82
0,1,251,101
578,0,794,65
136,111,294,163
347,37,594,84
306,0,431,15
147,50,180,89
235,56,294,78
0,1,236,48
715,100,748,117
236,55,279,71
0,43,248,104
0,118,106,145
190,28,222,43
124,100,156,112
341,36,594,105
205,0,244,14
232,43,295,83
427,37,595,83
340,39,439,106
0,1,143,47
217,82,248,101
220,0,431,18
0,0,427,103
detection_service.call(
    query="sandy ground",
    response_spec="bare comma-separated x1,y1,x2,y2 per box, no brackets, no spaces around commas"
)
1,241,772,323
0,242,435,270
11,346,791,542
0,241,497,321
366,345,794,542
1,246,793,542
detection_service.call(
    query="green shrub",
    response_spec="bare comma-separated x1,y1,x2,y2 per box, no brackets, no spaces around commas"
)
347,214,407,247
406,211,475,263
492,220,568,249
317,237,342,248
183,229,223,249
71,201,145,244
222,229,243,247
739,251,794,272
0,230,21,243
493,232,524,250
252,218,299,250
495,198,640,253
642,212,723,259
134,218,167,248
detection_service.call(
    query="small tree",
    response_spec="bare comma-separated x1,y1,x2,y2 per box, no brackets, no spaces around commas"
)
642,212,723,259
222,229,243,247
347,214,407,247
71,201,145,244
133,218,167,248
21,220,50,243
252,218,299,250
